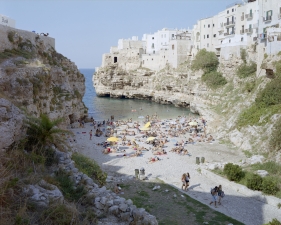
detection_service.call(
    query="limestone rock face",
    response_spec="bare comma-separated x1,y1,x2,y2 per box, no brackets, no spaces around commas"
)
0,98,24,150
0,26,87,128
23,179,64,209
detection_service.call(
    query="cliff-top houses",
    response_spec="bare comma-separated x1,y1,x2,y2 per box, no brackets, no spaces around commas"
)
97,0,281,77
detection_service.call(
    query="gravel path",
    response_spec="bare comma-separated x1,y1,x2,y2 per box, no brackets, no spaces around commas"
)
70,121,281,225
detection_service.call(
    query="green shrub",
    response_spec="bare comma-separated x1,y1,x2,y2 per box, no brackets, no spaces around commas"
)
240,48,247,63
55,170,86,201
264,53,268,59
274,60,281,77
264,219,281,225
270,117,281,152
251,162,281,175
262,177,279,195
7,31,14,43
236,62,257,78
223,163,244,181
201,71,227,89
191,49,219,73
244,81,256,93
72,152,107,186
246,173,263,191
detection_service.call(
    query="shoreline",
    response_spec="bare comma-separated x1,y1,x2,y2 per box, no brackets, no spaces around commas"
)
69,117,281,225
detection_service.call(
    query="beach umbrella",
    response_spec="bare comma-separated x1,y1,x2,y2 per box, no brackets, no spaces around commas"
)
107,137,119,142
139,127,150,131
146,137,156,141
189,121,198,126
138,116,144,119
144,122,151,128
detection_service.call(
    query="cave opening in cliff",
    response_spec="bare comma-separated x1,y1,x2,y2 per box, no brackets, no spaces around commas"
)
114,57,117,63
120,95,126,99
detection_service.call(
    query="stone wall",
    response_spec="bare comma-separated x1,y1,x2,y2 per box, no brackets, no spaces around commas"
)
0,24,55,52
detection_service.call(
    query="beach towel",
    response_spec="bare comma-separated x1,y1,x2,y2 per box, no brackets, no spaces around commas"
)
82,132,86,134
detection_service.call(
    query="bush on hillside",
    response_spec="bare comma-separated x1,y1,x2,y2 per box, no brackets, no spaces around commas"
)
270,117,281,152
201,71,227,89
240,48,247,63
262,177,279,195
263,219,281,225
236,61,257,78
246,173,263,191
191,49,219,73
223,163,244,182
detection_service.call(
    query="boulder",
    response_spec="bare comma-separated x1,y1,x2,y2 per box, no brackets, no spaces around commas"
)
256,170,269,177
108,205,119,216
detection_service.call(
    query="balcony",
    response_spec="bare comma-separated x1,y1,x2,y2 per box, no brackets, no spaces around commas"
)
224,21,235,27
240,30,245,34
241,15,244,21
245,28,253,34
263,16,272,22
224,31,235,36
245,13,253,19
278,13,281,19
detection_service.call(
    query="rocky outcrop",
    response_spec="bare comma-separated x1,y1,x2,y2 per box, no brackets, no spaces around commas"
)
56,150,158,225
0,98,24,150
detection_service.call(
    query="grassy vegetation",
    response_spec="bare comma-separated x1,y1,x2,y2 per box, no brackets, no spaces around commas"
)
71,152,107,186
213,161,281,198
0,48,34,63
201,71,227,89
113,178,244,225
270,117,281,152
236,61,257,78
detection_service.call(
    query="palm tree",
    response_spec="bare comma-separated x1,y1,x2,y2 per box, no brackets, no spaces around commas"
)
24,114,71,165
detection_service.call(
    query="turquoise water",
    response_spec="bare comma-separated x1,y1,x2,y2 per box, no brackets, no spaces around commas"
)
80,69,193,121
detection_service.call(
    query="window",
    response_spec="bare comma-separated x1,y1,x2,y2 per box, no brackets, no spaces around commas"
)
213,24,215,27
221,40,223,44
207,43,209,47
232,8,234,12
241,37,244,41
229,39,231,43
213,34,216,37
172,44,174,50
153,51,155,54
114,57,117,63
227,10,229,14
207,34,209,38
208,24,210,28
204,35,205,39
152,58,153,60
152,37,154,39
172,34,174,38
152,43,154,48
204,25,205,28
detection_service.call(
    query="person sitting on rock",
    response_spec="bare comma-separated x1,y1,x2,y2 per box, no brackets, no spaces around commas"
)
114,184,121,193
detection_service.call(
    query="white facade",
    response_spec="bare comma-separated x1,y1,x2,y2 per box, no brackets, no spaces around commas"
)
257,0,281,55
0,14,15,28
143,28,189,54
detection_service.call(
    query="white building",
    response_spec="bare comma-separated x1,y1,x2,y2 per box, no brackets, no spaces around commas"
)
0,14,15,28
257,0,281,55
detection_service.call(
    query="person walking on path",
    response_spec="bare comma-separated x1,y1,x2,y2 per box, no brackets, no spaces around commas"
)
185,172,190,191
217,184,224,205
210,186,219,208
89,130,93,140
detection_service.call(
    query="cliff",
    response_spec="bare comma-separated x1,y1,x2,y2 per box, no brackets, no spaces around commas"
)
94,48,281,160
0,25,87,149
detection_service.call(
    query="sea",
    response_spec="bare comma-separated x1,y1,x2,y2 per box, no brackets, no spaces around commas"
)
80,68,193,121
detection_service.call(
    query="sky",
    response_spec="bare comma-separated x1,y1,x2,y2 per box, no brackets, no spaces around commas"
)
2,0,240,69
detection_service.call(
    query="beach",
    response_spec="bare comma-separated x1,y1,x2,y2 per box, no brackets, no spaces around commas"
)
69,117,281,225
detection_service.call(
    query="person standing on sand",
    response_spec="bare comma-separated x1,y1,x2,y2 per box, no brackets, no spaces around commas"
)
181,173,187,190
218,184,224,205
89,130,92,140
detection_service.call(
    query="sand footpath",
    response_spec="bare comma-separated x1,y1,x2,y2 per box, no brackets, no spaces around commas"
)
69,119,281,225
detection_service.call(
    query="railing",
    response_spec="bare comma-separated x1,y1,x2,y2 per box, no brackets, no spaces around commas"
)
224,21,235,26
240,30,245,34
224,31,235,36
245,13,253,19
245,28,253,33
263,16,272,22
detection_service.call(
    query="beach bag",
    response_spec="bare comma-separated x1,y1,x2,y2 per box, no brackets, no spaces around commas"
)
221,191,225,198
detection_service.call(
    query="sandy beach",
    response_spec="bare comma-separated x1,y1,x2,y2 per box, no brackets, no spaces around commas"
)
69,117,281,225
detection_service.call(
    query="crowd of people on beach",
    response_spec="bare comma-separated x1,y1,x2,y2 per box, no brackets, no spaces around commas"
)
73,113,222,207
